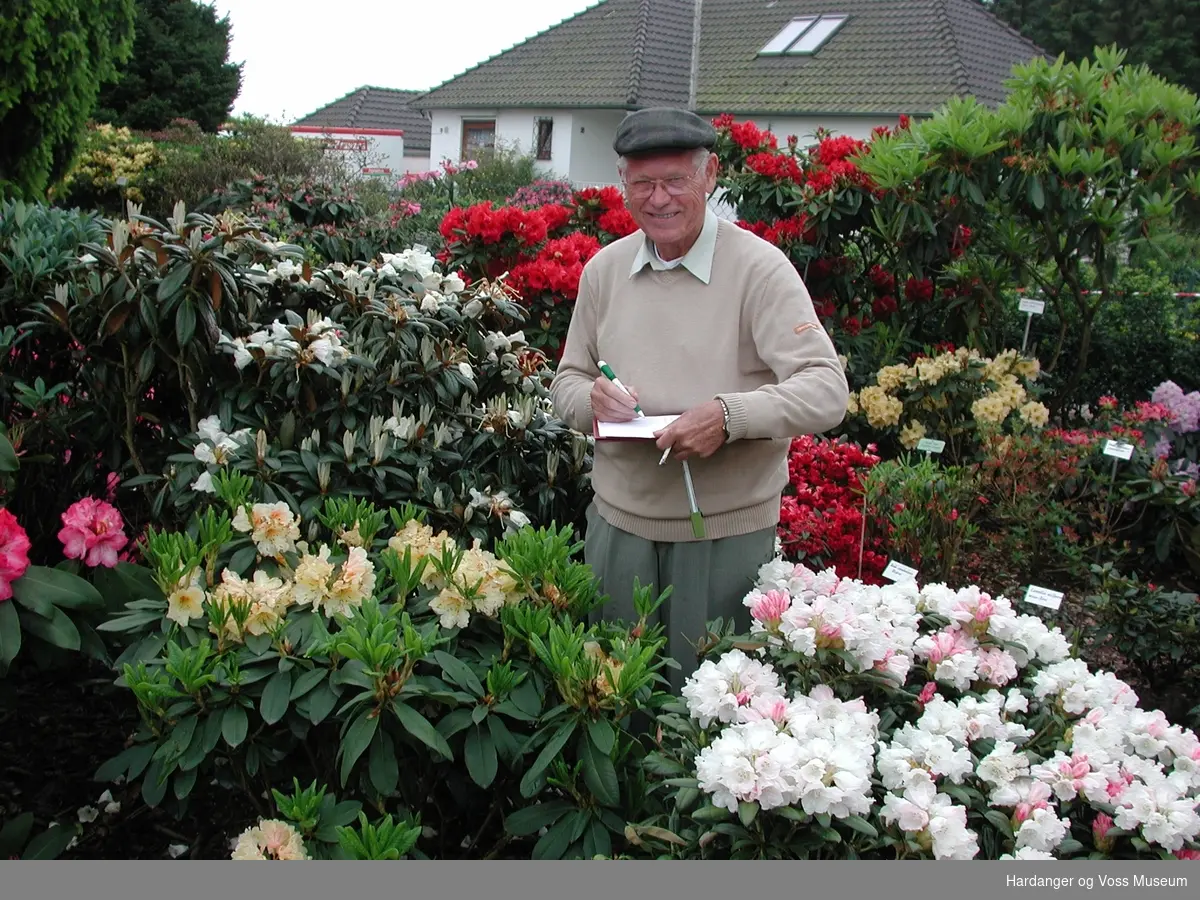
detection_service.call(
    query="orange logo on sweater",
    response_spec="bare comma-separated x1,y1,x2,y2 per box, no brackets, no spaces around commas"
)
793,322,818,335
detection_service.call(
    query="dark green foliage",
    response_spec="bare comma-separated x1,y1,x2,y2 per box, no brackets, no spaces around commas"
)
94,0,243,133
0,0,136,198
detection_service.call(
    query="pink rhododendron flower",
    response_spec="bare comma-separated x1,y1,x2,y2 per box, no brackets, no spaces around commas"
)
1092,813,1115,852
0,508,32,601
58,497,128,568
750,589,791,626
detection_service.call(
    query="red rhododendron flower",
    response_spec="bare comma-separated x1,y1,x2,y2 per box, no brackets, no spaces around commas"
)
867,265,895,294
746,152,803,183
597,207,638,238
816,135,866,166
0,508,32,601
904,276,935,304
58,497,128,568
728,120,777,151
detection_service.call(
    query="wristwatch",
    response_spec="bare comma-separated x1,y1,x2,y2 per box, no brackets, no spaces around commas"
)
716,397,730,441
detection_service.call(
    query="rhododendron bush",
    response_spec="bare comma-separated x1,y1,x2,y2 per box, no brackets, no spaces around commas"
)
437,186,637,356
630,559,1200,860
14,204,591,556
97,478,673,859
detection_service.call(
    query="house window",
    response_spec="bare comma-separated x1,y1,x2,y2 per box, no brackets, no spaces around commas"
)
534,118,554,160
758,15,847,56
461,119,496,161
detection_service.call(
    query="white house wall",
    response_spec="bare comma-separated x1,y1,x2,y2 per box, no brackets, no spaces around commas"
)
426,109,575,179
743,115,905,146
567,110,626,187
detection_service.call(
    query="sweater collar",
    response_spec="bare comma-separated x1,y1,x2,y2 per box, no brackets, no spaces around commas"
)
629,206,718,285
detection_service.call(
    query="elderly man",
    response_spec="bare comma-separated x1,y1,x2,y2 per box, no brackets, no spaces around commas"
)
549,107,848,688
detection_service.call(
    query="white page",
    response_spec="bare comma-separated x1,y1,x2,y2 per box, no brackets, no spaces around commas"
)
596,414,679,439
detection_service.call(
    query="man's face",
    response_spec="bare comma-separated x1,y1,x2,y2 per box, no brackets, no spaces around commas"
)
621,150,719,257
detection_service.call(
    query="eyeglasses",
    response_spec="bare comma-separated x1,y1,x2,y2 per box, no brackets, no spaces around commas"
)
622,159,706,199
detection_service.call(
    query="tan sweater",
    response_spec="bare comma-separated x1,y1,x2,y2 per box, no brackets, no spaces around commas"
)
550,218,849,542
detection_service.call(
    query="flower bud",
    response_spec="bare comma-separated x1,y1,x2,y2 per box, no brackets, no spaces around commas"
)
342,430,355,461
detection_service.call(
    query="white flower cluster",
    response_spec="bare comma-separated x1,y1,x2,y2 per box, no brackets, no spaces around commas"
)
691,679,878,820
190,415,253,493
219,311,349,371
681,558,1200,859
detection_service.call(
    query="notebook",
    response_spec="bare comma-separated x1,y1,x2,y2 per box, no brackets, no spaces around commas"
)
593,414,680,440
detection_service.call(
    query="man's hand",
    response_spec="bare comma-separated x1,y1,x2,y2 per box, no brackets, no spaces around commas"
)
654,400,726,460
591,375,640,422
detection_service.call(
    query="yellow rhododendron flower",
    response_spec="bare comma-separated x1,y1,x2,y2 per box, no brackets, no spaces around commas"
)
388,519,456,585
899,420,927,450
846,391,859,415
231,818,309,860
876,363,912,392
859,385,903,428
292,544,334,608
232,501,300,557
165,567,207,627
323,546,375,618
1019,400,1050,428
431,584,472,630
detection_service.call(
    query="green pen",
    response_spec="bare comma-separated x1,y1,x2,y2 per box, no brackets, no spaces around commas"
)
597,360,644,417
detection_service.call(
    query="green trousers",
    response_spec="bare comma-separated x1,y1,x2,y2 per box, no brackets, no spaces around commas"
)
583,502,777,693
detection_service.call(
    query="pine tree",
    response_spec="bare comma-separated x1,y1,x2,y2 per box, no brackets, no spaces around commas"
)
95,0,243,133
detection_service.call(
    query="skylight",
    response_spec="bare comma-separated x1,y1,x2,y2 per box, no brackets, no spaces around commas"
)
758,15,847,56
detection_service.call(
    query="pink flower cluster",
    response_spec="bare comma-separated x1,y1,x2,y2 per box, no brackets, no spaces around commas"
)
57,497,128,568
0,508,32,601
1152,380,1200,434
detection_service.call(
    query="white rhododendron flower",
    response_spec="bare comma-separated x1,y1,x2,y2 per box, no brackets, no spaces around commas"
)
680,557,1200,858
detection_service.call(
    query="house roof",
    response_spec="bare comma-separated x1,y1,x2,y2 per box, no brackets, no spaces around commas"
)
293,87,432,152
411,0,1045,116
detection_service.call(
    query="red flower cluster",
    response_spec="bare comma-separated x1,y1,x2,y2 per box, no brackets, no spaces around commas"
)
713,114,778,152
440,201,549,247
746,152,803,183
507,233,602,304
777,436,887,582
737,215,817,248
904,276,935,304
816,135,866,166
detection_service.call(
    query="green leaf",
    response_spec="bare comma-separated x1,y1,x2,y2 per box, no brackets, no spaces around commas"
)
368,730,399,796
259,669,292,725
586,718,615,755
12,565,104,612
19,605,80,650
392,701,452,761
1028,175,1045,211
738,801,758,828
0,598,21,671
519,720,577,798
465,725,498,789
305,681,338,724
157,262,190,303
289,667,326,701
487,715,520,765
176,299,196,348
691,803,731,822
0,813,34,857
505,800,574,836
0,432,18,473
339,710,379,786
984,809,1014,838
222,704,248,748
840,815,878,838
531,814,575,860
432,649,483,697
173,767,197,800
579,732,619,808
141,759,169,808
22,823,77,860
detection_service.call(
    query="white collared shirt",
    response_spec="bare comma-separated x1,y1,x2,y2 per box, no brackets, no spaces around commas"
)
628,206,719,285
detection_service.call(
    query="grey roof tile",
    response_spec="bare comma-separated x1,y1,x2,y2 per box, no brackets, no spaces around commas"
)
294,87,432,153
410,0,1046,116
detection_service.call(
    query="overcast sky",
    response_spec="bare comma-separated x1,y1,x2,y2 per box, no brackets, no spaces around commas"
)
208,0,601,123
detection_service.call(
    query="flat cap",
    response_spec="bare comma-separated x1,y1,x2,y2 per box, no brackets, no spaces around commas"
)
612,106,718,156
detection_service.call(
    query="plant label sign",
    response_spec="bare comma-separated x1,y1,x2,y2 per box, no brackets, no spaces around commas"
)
916,438,946,454
1102,440,1135,460
882,560,919,583
1024,585,1064,610
1018,298,1046,314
